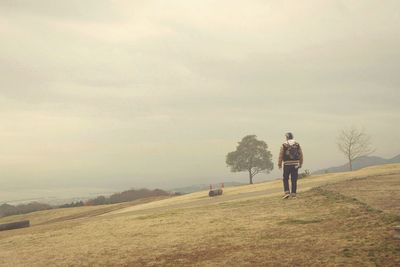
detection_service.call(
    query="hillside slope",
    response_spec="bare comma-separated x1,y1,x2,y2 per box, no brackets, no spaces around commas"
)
0,164,399,266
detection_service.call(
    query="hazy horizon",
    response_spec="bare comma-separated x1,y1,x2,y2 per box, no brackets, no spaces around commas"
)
1,1,400,202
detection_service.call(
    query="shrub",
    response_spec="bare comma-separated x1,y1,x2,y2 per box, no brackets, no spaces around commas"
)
85,188,170,206
299,169,311,179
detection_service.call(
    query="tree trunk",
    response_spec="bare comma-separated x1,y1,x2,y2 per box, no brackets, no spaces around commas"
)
248,169,253,184
349,158,353,171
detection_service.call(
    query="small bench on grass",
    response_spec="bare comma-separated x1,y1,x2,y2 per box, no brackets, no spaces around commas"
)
209,183,224,197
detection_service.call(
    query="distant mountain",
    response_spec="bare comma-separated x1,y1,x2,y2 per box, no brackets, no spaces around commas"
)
314,154,400,174
171,182,245,194
388,154,400,163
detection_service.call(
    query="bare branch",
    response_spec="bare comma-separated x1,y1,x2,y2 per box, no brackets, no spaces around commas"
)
337,126,375,171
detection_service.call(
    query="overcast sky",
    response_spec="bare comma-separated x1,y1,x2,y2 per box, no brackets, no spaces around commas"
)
1,1,399,200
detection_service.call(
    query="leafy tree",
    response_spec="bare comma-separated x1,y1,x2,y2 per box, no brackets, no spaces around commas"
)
337,126,375,171
226,135,273,184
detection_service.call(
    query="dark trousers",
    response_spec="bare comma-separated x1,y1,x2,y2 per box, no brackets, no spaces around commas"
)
283,165,299,194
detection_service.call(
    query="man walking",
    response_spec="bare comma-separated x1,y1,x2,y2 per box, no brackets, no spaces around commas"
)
278,132,303,199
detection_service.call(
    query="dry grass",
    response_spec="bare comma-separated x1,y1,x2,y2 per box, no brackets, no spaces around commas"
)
110,163,400,215
323,174,400,215
0,196,170,226
0,164,399,266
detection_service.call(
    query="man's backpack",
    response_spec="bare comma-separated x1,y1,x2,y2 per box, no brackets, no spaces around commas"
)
284,143,300,161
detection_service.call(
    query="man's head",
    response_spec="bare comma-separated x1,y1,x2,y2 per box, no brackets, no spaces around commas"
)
285,132,294,140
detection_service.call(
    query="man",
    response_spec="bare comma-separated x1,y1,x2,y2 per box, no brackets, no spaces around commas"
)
278,132,303,199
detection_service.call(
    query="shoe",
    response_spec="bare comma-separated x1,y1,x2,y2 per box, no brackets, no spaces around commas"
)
282,193,290,199
291,193,297,199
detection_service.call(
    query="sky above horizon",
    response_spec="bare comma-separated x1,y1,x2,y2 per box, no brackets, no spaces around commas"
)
1,1,400,200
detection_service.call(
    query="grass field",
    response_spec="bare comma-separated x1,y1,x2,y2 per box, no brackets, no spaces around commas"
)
0,164,399,266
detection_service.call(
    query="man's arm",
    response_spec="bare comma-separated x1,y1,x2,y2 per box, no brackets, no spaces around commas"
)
278,145,284,169
298,144,303,167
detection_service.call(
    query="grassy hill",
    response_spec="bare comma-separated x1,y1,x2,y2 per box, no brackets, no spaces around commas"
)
0,164,399,266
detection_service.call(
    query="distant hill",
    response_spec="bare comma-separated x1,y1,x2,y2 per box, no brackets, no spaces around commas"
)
171,182,245,194
85,188,170,206
0,202,52,218
314,154,400,174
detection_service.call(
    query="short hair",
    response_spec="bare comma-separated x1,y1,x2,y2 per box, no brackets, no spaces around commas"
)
285,132,294,140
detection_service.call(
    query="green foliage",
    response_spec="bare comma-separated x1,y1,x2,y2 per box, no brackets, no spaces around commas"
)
226,135,273,184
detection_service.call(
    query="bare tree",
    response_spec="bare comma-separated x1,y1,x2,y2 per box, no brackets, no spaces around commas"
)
337,126,375,171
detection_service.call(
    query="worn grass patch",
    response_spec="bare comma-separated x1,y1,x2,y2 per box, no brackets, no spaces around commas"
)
278,218,323,225
135,211,180,220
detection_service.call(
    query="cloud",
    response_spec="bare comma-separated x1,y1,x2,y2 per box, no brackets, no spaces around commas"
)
0,1,399,199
